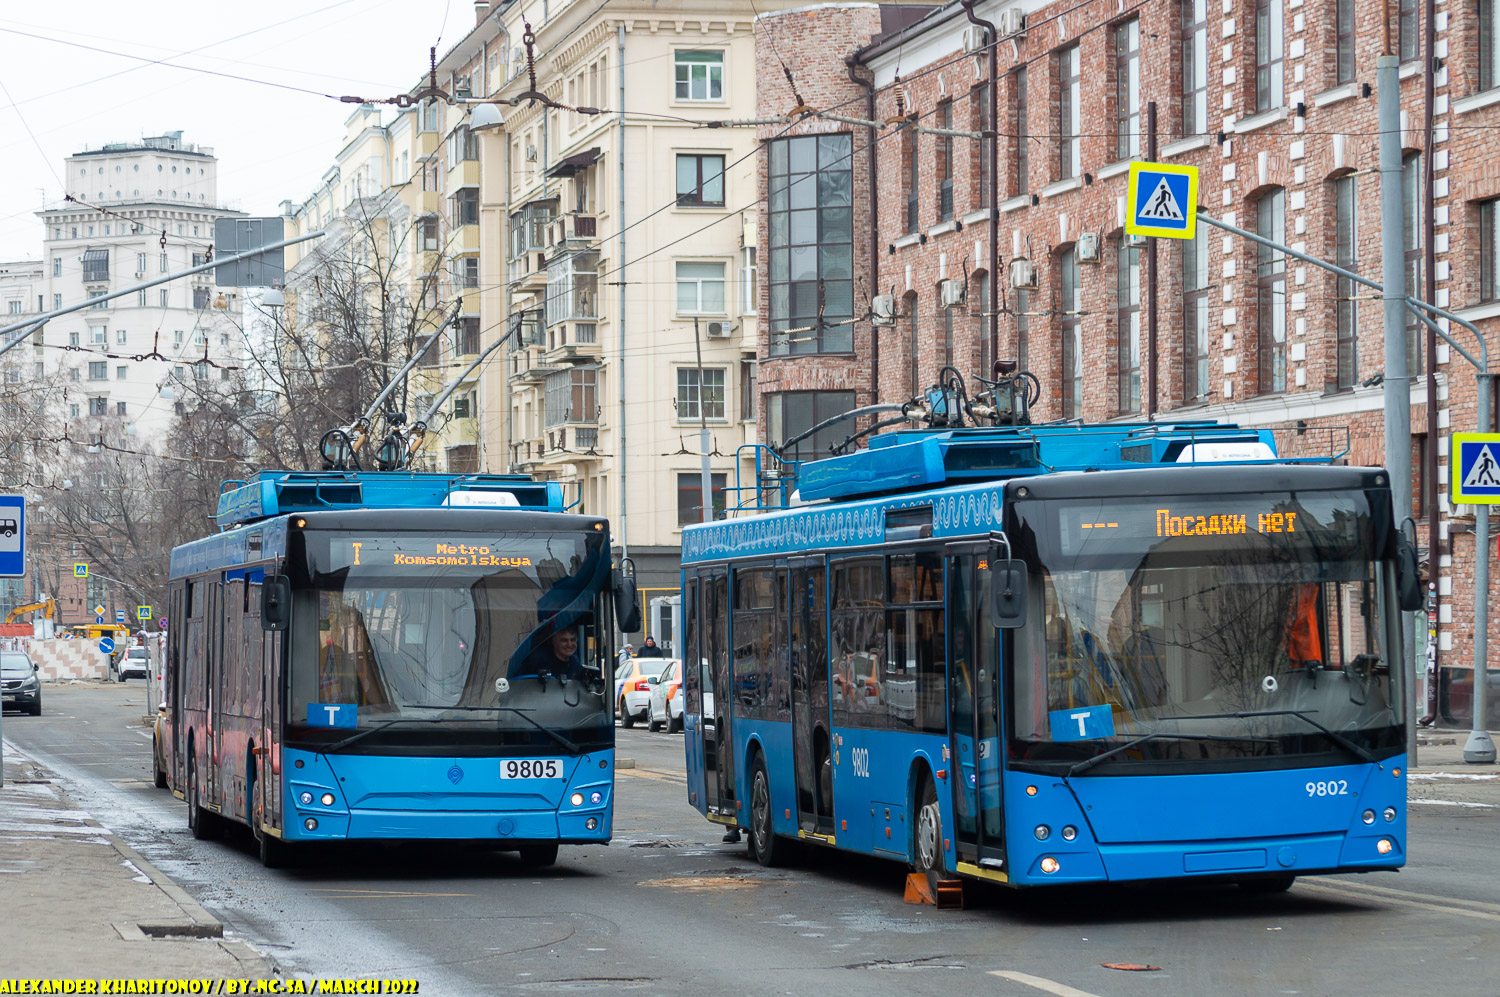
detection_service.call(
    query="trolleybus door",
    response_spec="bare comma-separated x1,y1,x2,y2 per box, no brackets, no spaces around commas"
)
205,580,223,807
787,559,833,835
947,549,1006,869
260,608,284,835
700,568,735,819
683,575,708,814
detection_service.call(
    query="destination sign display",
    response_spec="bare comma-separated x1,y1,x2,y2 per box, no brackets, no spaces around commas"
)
328,537,535,571
1050,493,1369,558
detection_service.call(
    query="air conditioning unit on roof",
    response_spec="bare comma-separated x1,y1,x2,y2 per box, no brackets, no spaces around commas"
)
1009,258,1038,290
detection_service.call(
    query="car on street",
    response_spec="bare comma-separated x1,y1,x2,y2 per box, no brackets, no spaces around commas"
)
118,645,150,681
152,703,171,789
614,657,658,728
647,659,684,733
1,651,41,715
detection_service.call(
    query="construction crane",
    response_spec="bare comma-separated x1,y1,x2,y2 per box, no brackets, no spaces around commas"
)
4,597,56,625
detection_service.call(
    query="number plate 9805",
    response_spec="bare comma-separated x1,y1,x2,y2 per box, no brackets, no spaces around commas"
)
501,758,564,780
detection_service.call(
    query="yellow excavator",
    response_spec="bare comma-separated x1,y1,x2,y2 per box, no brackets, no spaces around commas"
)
4,597,57,624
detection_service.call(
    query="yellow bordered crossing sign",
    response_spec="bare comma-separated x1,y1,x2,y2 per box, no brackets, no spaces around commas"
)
1125,162,1199,240
1452,432,1500,504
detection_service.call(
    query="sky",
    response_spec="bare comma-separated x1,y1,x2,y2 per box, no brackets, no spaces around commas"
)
0,0,465,261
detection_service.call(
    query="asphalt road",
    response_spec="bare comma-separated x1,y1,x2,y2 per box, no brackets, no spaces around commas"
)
6,682,1500,997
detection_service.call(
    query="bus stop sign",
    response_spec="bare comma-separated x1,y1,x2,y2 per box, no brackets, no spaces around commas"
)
0,495,24,578
1451,433,1500,504
1125,162,1199,240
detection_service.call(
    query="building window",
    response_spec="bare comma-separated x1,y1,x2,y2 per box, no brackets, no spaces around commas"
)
1182,0,1208,136
54,294,62,310
741,246,757,316
89,325,106,345
1114,19,1140,161
767,133,855,355
974,270,991,375
1484,0,1500,89
509,201,556,258
116,329,126,344
1013,68,1029,196
674,50,724,101
116,365,127,380
1182,228,1211,403
1335,0,1357,83
544,367,598,426
937,100,954,221
1256,187,1287,394
676,262,727,315
116,401,126,416
1334,175,1359,389
450,188,479,227
159,290,168,307
974,84,993,210
192,287,211,309
89,396,107,415
546,250,599,325
941,295,955,367
905,125,920,232
52,258,60,277
676,154,725,206
69,331,80,347
420,217,439,252
1058,247,1081,418
741,360,757,421
1481,199,1500,302
1403,153,1424,374
1399,0,1419,62
160,252,168,272
1256,0,1285,112
194,361,209,381
452,395,471,419
88,361,107,381
1116,238,1141,413
136,252,146,273
766,390,855,461
455,316,480,355
676,367,726,422
88,291,107,310
906,292,920,394
447,125,479,165
677,472,727,526
1058,45,1081,180
136,290,145,307
452,256,480,289
81,249,108,282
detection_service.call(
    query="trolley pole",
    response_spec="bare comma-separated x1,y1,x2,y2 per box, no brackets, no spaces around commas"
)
1376,53,1416,762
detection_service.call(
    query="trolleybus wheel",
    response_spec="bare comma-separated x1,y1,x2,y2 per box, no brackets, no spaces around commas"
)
519,842,559,867
748,755,785,867
187,757,219,841
914,774,943,877
257,827,289,869
620,697,635,729
1239,874,1295,894
152,741,168,789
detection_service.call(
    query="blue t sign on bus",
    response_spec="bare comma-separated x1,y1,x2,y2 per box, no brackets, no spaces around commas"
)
1049,704,1116,742
0,495,23,578
1451,432,1500,504
308,703,358,729
1125,162,1199,241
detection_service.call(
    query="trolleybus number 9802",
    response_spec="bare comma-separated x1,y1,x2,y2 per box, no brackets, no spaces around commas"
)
501,759,564,779
1306,780,1349,797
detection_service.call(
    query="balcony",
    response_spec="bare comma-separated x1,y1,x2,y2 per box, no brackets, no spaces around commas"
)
551,213,598,245
508,347,558,384
543,321,602,363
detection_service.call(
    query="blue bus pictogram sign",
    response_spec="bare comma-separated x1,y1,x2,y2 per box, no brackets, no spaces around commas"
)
1452,433,1500,504
0,496,23,578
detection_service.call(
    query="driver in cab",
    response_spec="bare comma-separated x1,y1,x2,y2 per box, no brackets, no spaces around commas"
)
516,622,601,691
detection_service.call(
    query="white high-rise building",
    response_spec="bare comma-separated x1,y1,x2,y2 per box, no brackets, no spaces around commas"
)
36,131,245,441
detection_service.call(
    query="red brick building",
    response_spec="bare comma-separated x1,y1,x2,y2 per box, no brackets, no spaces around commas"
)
754,0,1500,724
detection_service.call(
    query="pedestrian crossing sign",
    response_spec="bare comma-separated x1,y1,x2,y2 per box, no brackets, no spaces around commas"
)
1452,433,1500,504
1125,162,1199,240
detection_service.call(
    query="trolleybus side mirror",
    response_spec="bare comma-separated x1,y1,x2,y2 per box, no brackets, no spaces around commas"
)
1395,535,1423,612
613,569,642,634
990,559,1029,629
262,575,291,631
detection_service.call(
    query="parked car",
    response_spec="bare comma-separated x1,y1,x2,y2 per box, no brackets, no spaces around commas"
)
151,703,171,789
0,651,41,715
118,645,150,681
614,657,657,728
647,659,684,733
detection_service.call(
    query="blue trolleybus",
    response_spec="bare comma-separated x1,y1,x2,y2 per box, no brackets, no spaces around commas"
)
164,470,639,867
681,408,1417,890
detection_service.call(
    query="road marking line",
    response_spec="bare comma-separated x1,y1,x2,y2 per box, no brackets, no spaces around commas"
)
1302,877,1500,915
988,970,1105,997
1410,798,1498,809
1298,881,1500,922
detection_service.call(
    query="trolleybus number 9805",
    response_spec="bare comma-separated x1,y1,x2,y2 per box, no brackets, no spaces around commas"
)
501,759,564,779
1306,780,1349,797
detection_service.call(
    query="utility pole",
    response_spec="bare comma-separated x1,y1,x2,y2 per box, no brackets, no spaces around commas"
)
694,318,713,524
1377,48,1416,762
1146,101,1159,419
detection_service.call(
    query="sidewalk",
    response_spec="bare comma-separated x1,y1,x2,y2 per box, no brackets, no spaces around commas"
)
1407,729,1500,809
0,741,281,981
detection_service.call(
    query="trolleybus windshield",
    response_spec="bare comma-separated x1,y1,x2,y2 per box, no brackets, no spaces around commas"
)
286,529,611,752
1008,488,1404,772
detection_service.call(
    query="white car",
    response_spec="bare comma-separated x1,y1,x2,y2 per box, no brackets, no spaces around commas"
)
116,645,150,681
646,659,684,733
614,657,658,728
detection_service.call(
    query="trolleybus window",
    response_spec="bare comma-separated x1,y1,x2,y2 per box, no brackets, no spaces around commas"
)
1008,489,1403,770
286,530,611,751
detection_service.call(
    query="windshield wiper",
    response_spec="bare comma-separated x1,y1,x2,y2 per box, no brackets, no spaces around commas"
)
1065,731,1270,777
1113,709,1378,765
408,704,580,754
324,717,453,753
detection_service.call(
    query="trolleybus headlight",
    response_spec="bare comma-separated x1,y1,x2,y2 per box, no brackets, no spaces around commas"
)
590,791,603,804
299,791,313,806
1034,824,1050,840
1376,838,1394,855
304,817,319,832
1061,825,1077,841
1025,785,1038,796
1383,807,1397,822
586,817,598,830
1040,857,1060,874
321,793,336,807
570,792,585,806
1362,809,1376,825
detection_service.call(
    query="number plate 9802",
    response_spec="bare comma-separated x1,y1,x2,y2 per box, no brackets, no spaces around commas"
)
501,758,564,780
